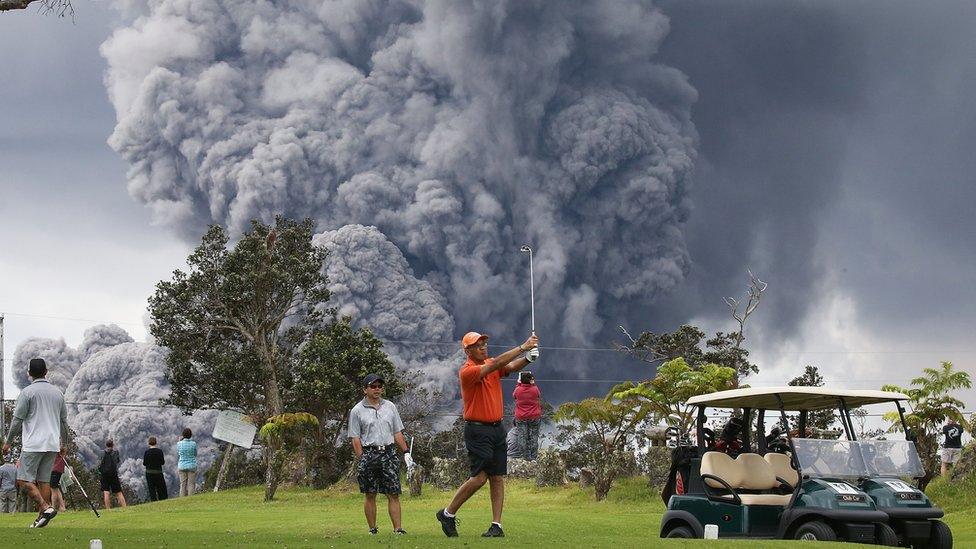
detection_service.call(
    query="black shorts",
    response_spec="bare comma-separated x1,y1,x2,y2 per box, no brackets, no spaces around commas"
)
50,471,63,490
100,473,123,494
464,422,507,477
357,445,401,495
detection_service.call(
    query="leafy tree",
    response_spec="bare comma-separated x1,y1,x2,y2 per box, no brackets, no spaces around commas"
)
554,394,651,500
788,365,835,431
290,315,403,487
882,361,971,491
610,358,737,437
618,272,767,383
617,325,758,381
149,217,330,500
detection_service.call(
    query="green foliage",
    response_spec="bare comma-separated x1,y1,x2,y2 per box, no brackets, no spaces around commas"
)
788,365,835,430
290,314,403,487
149,217,330,418
259,412,320,442
554,394,652,500
148,216,331,501
610,358,736,436
618,324,759,380
882,361,971,491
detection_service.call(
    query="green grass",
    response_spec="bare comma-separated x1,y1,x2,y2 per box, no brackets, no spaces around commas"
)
0,477,972,547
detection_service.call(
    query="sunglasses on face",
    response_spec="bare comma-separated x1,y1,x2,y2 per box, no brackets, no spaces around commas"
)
367,384,384,389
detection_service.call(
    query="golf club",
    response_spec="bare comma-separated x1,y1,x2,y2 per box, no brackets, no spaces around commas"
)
67,465,100,518
519,245,535,335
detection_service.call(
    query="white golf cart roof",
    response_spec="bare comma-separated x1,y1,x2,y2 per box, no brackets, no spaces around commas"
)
686,386,910,411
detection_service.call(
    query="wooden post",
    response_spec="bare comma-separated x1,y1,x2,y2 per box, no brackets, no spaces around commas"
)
213,443,237,492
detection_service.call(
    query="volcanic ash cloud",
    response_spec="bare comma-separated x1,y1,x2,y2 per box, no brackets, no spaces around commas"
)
102,0,699,356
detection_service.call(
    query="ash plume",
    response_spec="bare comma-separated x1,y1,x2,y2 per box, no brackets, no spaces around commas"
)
12,337,81,392
78,323,135,362
101,0,699,382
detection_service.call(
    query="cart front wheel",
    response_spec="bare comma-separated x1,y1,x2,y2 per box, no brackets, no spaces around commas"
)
922,520,952,549
665,526,695,538
794,521,837,542
875,523,899,547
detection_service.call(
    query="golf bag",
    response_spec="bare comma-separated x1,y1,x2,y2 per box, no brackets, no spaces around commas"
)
661,445,699,505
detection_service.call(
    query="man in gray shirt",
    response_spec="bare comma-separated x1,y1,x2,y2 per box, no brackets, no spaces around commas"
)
348,373,413,535
2,358,69,527
0,457,17,513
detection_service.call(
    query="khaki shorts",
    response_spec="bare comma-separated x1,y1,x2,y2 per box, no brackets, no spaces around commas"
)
17,451,58,484
941,447,962,464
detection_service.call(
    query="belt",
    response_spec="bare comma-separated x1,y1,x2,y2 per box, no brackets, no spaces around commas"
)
465,420,501,426
362,444,394,450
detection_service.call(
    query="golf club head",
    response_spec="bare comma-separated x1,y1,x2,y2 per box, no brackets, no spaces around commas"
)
520,245,532,253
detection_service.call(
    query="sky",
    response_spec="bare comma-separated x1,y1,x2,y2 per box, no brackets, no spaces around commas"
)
1,1,974,420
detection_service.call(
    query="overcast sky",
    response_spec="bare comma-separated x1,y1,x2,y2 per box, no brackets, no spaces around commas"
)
1,1,973,413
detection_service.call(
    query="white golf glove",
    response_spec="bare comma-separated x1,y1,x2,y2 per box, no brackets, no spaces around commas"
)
403,452,415,470
525,348,540,363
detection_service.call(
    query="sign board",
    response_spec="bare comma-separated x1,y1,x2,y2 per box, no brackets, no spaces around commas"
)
212,410,257,448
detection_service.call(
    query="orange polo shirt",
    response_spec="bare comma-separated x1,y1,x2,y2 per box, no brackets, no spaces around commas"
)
460,357,506,422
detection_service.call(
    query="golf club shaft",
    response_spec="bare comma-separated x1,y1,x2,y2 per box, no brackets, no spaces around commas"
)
68,466,100,517
529,249,535,334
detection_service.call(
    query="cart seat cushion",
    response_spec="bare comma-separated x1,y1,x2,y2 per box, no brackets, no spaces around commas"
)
735,453,779,490
764,452,800,488
737,493,792,506
700,451,741,488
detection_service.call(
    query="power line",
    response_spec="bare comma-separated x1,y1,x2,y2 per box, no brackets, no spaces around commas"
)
2,311,144,328
4,310,976,355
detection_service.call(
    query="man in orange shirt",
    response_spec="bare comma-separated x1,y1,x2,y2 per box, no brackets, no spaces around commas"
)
436,331,539,538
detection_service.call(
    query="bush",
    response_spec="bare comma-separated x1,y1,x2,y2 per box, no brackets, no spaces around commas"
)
535,449,567,487
641,446,672,489
950,441,976,482
428,457,469,490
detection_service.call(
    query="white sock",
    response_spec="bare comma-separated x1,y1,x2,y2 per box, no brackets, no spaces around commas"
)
443,508,455,518
492,522,502,528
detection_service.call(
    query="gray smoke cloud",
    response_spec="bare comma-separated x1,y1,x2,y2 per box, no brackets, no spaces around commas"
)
66,342,218,497
101,0,699,389
77,323,135,362
312,224,461,393
12,337,81,392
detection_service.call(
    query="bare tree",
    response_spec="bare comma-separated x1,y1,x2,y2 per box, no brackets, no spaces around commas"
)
721,270,767,384
0,0,72,17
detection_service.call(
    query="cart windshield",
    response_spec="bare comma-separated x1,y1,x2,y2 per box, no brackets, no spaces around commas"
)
858,440,925,478
792,438,867,478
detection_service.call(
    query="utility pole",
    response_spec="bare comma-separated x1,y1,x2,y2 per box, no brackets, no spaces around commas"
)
1,312,5,440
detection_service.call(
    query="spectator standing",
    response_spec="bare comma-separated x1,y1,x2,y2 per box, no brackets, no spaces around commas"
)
1,358,69,528
348,373,413,535
49,448,67,512
143,437,168,501
177,428,198,497
98,440,127,509
941,420,965,476
0,457,17,513
512,372,543,461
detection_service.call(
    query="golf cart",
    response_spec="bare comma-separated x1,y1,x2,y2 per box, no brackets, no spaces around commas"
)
659,387,951,547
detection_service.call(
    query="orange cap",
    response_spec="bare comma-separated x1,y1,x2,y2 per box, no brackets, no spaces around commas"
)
461,331,488,349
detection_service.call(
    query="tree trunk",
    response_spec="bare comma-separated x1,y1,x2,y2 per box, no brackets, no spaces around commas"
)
263,443,282,501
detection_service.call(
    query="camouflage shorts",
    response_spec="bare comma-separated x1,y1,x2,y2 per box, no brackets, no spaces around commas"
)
357,445,401,494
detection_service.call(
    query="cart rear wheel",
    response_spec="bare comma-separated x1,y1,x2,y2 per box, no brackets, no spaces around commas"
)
665,525,695,538
875,523,899,546
794,520,837,542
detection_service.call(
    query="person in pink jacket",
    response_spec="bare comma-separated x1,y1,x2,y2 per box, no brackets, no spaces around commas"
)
512,372,542,460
